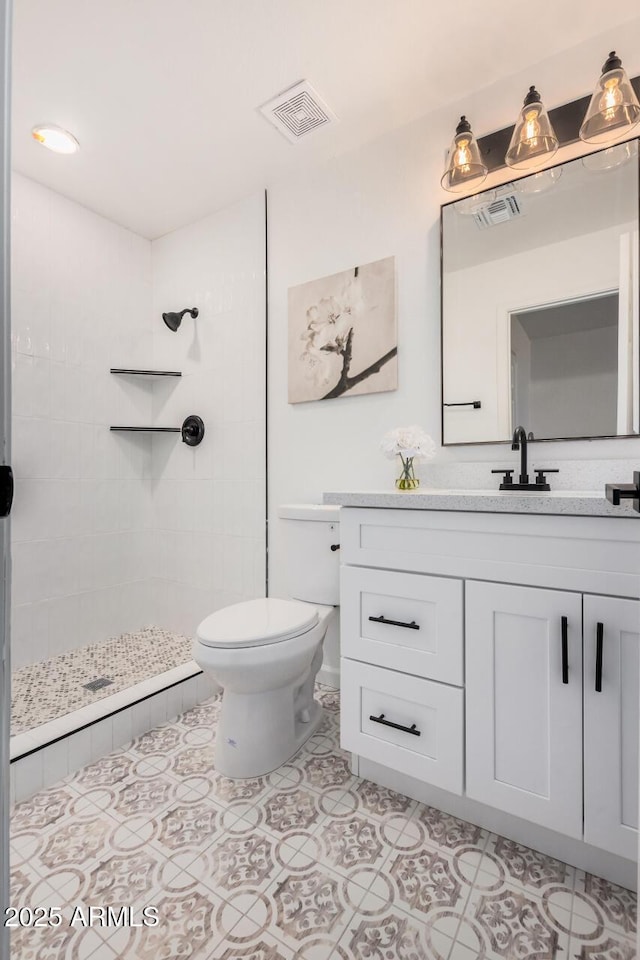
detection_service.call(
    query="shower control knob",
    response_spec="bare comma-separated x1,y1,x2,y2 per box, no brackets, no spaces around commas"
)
181,415,205,447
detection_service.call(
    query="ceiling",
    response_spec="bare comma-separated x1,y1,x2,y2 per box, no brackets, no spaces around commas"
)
515,294,619,341
11,0,640,239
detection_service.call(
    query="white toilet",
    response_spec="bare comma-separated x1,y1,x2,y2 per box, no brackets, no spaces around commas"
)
193,504,340,779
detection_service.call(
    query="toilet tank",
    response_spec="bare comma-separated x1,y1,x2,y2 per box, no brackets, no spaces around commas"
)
278,504,340,605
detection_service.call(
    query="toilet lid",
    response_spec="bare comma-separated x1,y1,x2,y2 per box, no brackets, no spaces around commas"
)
196,598,319,649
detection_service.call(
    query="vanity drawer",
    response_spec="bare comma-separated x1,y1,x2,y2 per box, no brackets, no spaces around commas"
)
340,658,463,794
341,567,463,685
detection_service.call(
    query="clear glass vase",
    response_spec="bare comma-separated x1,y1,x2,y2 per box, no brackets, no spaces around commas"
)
395,455,419,491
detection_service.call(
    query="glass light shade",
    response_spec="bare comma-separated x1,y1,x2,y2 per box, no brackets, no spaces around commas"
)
579,52,640,144
31,124,79,154
515,166,563,194
505,87,558,170
582,139,636,172
455,189,497,215
441,116,487,193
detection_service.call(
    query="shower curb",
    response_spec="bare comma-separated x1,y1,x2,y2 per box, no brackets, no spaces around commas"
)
9,664,218,804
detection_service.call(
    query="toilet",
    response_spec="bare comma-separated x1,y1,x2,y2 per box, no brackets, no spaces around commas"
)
193,504,340,778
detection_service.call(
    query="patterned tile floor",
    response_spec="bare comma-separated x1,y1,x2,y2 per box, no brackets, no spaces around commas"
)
11,626,193,736
9,685,637,959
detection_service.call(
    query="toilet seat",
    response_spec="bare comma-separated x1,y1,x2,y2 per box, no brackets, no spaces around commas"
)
197,597,319,649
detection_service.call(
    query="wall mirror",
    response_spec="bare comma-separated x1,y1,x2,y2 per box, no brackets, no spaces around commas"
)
441,139,639,445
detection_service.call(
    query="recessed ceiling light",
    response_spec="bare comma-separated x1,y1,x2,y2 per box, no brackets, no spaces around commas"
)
31,124,79,155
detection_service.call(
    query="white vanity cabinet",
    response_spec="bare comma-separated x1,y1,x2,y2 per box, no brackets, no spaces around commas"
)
337,505,640,879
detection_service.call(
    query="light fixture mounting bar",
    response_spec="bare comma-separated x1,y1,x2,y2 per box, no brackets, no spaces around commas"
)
478,75,640,174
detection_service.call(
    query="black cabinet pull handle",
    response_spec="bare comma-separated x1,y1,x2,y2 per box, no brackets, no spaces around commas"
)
369,713,421,736
561,616,569,684
0,465,13,518
330,543,340,552
595,622,604,693
443,401,481,409
368,615,420,630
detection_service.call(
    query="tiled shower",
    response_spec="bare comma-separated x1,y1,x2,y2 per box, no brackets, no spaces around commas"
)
9,174,266,790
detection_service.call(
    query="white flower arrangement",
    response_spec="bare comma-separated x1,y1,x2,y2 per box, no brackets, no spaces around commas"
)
380,426,436,490
380,426,436,461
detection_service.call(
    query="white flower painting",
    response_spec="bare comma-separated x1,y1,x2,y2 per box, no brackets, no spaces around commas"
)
288,256,397,403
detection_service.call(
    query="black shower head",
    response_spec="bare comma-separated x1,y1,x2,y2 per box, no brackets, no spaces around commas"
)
162,307,199,332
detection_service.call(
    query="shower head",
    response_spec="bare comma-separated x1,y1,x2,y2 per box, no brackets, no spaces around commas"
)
162,307,199,332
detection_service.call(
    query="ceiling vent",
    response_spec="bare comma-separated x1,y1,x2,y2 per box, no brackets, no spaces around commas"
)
473,194,523,229
259,80,337,143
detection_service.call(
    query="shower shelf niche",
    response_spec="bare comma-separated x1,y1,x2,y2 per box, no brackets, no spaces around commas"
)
110,368,182,379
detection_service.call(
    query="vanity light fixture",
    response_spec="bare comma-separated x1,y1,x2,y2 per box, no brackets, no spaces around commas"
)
31,124,79,155
441,116,487,193
579,51,640,144
505,87,558,170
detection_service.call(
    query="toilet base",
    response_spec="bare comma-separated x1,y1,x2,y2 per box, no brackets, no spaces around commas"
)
214,690,324,779
194,607,335,779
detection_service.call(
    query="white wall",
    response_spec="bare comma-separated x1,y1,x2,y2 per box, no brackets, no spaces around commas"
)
11,174,154,668
266,27,640,616
150,192,266,637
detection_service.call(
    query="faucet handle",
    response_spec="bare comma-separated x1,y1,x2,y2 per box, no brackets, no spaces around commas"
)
534,468,559,486
492,468,514,487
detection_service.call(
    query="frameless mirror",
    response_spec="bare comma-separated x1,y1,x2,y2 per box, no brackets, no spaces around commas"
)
441,139,639,444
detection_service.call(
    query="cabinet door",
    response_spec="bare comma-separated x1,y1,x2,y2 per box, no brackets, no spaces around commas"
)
584,595,639,860
466,581,583,838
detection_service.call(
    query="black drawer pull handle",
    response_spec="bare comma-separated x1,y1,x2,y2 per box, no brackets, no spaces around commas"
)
561,616,569,684
595,622,604,693
368,615,420,630
369,713,421,736
330,543,340,552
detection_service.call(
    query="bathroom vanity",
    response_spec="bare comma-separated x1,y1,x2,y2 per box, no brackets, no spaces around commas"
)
324,491,640,889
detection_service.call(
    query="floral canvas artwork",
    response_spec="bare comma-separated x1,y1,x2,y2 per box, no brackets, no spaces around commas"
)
288,256,397,403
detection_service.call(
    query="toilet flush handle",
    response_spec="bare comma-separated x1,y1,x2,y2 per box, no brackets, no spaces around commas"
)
330,543,340,552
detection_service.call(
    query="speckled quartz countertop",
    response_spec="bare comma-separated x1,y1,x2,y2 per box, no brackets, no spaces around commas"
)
323,488,639,518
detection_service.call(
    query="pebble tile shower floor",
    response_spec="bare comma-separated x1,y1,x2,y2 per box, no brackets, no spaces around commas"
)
9,686,637,960
11,627,193,735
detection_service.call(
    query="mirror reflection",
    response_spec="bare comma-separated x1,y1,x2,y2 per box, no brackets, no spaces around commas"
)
441,140,639,444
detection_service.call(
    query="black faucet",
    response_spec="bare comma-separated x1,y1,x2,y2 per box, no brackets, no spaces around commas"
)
491,424,559,491
512,425,529,485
